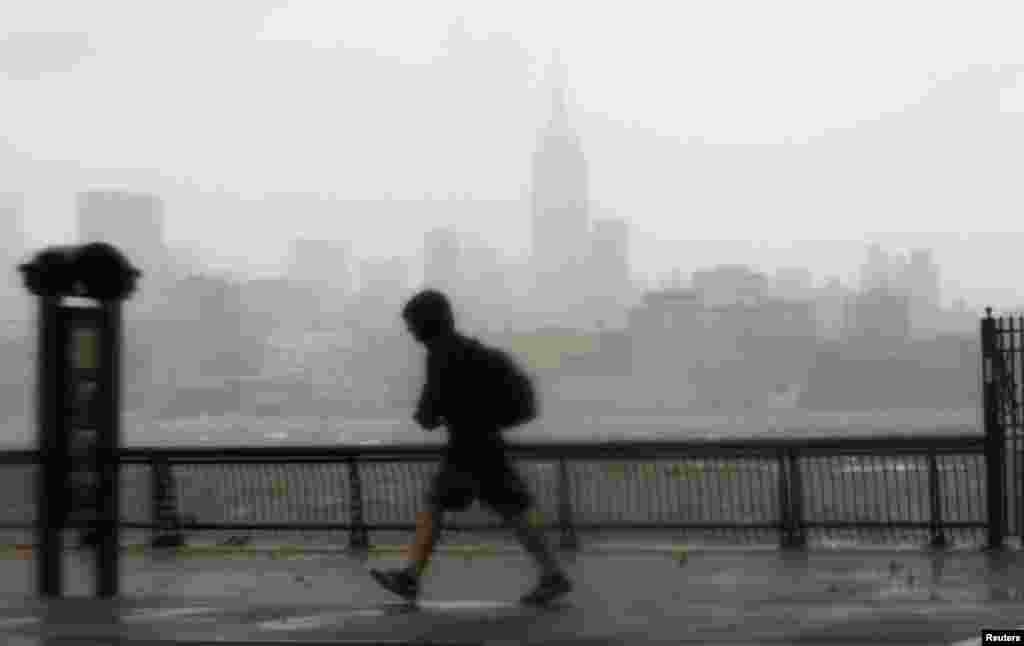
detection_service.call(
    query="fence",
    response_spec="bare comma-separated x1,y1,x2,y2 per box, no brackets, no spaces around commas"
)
982,309,1024,546
0,432,993,550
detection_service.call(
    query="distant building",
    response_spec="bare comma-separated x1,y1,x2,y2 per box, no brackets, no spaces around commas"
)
0,194,27,322
697,298,818,407
844,286,911,346
262,327,357,391
78,189,168,273
814,277,853,341
456,235,509,334
0,193,26,260
288,238,352,299
905,248,942,339
491,255,536,333
858,244,942,340
860,243,892,292
742,298,818,341
586,216,632,329
355,257,412,328
423,227,461,295
360,256,409,295
629,288,703,328
627,288,703,383
77,189,171,315
773,267,814,301
906,249,940,306
692,265,771,308
137,274,267,415
934,303,977,336
163,275,264,377
625,286,819,409
530,52,591,328
860,243,910,293
238,278,322,336
166,243,208,279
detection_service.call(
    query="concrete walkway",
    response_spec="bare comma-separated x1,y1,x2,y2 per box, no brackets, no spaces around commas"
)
0,546,1022,644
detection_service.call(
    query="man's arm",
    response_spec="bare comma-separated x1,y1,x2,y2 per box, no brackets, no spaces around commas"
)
414,349,445,430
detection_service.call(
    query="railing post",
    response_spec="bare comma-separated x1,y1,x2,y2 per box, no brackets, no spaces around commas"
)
557,458,578,551
778,449,806,549
927,450,948,549
787,450,806,548
982,308,1006,550
347,457,369,551
151,457,184,548
777,450,791,547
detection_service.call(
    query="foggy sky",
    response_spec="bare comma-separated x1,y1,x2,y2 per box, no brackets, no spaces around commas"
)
3,1,1024,307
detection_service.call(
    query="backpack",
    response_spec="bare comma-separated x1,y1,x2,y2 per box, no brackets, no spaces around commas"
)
464,338,538,430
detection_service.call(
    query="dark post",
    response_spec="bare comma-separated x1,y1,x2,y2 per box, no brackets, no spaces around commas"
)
95,300,121,597
787,450,806,548
20,243,140,599
35,295,65,598
777,450,793,548
347,457,369,551
150,457,184,548
982,308,1006,550
557,458,578,551
927,450,948,549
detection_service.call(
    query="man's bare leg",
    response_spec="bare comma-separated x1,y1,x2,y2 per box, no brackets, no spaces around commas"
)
370,506,443,601
407,508,443,577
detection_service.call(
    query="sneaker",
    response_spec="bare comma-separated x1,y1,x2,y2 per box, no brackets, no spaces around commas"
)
370,568,420,602
520,572,572,606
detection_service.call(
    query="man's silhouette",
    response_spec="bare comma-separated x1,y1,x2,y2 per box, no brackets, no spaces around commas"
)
370,289,572,605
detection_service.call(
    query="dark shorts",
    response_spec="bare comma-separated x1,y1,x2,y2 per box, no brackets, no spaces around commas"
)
427,445,533,517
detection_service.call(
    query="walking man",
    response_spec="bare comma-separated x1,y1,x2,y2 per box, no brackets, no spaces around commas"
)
370,289,573,606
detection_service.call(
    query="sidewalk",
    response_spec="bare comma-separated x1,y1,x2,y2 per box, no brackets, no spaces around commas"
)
0,547,1022,644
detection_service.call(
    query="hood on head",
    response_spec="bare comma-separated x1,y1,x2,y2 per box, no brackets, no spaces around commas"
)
402,289,455,343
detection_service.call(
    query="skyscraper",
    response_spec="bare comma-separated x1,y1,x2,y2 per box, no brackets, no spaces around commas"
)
530,51,590,327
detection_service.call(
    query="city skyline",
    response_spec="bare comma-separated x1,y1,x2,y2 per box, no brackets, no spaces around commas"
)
5,184,1024,314
4,3,1024,311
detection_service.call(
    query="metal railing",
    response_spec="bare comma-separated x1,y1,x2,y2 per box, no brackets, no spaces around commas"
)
0,430,995,550
983,309,1024,543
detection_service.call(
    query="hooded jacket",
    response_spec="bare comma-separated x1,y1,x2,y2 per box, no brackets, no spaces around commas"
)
403,291,499,446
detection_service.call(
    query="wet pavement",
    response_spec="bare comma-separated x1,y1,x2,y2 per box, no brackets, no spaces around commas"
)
0,544,1021,644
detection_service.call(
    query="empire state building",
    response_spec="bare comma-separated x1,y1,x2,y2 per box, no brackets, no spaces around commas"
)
530,52,591,328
